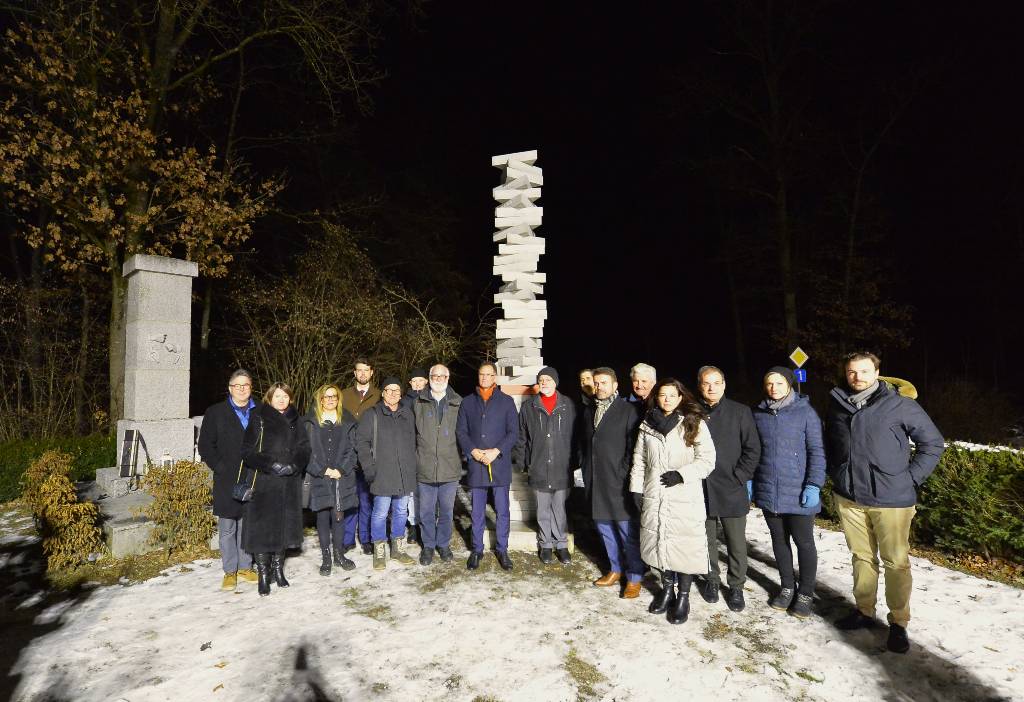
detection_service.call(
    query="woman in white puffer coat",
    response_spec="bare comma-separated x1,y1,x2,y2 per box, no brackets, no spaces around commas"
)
630,378,717,624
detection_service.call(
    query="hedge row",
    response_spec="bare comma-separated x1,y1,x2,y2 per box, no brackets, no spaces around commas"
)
0,434,115,502
821,443,1024,563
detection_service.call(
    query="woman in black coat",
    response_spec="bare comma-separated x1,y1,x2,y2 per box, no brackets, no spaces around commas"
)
303,383,359,576
241,382,311,596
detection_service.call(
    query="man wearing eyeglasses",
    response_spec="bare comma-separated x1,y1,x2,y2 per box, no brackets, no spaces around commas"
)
412,364,463,565
198,369,261,591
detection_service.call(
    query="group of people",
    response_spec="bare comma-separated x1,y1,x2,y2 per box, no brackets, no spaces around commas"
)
197,351,944,655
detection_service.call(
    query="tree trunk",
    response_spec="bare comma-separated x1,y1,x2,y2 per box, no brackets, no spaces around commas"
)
200,281,212,352
776,177,798,349
108,257,127,429
726,260,748,386
75,278,92,434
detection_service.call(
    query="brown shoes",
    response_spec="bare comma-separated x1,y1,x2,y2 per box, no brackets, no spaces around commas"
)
593,571,622,587
622,581,642,599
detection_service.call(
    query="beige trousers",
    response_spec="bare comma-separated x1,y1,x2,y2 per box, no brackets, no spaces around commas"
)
834,494,916,627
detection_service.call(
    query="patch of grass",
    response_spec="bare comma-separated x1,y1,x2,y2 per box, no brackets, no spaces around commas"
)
416,549,598,594
564,647,606,702
685,639,717,664
734,623,788,658
701,613,732,641
443,673,462,690
470,696,502,702
796,670,824,683
46,544,217,589
371,682,389,694
339,587,394,623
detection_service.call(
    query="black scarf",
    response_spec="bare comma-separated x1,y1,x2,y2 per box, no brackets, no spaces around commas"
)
646,409,681,436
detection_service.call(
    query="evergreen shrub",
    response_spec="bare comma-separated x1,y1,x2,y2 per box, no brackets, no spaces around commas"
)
0,433,115,502
21,450,104,570
141,459,215,556
821,444,1024,563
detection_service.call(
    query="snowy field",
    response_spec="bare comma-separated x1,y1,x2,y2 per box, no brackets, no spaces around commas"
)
1,506,1022,702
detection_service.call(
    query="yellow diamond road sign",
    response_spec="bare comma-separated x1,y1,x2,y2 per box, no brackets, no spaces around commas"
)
789,347,809,368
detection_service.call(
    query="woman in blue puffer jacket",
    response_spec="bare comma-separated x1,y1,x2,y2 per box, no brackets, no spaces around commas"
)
752,366,826,619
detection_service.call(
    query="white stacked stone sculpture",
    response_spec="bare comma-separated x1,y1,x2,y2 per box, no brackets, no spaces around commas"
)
492,149,547,386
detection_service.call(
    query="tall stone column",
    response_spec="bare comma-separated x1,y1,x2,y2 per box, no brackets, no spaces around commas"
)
115,254,199,471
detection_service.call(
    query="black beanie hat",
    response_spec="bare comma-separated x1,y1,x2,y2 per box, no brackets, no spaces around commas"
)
537,366,559,386
381,376,403,392
409,368,428,382
764,365,796,388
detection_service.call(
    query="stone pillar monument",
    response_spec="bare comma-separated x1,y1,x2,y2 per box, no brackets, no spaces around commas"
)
115,254,199,470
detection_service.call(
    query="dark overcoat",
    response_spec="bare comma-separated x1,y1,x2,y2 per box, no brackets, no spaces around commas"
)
456,387,519,488
355,402,417,497
240,404,311,553
752,394,826,516
513,392,576,491
825,381,944,508
303,409,358,513
580,397,641,521
198,398,261,519
701,398,761,518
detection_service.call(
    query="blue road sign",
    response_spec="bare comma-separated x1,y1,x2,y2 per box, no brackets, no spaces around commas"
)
794,368,807,383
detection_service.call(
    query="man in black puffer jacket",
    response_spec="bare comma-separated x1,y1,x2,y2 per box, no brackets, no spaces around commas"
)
826,351,944,654
696,365,761,612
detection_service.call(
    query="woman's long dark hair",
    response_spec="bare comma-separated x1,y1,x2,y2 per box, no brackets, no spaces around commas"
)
648,377,706,446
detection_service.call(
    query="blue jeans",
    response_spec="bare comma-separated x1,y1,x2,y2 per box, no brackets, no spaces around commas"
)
345,470,373,545
471,485,510,553
370,494,410,543
595,519,643,582
418,481,458,550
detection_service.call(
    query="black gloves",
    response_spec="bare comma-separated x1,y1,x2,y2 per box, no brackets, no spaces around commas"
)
270,462,296,476
632,492,643,511
660,471,684,488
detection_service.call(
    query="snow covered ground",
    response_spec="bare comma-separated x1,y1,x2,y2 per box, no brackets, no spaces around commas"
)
1,506,1022,702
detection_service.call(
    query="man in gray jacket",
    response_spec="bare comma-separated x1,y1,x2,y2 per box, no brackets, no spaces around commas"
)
825,351,944,654
514,366,576,565
413,364,463,565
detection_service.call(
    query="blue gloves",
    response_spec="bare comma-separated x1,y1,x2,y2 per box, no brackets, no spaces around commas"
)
800,485,821,509
746,481,753,501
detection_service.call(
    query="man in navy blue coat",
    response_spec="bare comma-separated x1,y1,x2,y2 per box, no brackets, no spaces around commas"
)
456,362,519,571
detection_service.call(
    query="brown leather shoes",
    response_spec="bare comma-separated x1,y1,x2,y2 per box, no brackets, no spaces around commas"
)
622,581,643,599
593,571,622,587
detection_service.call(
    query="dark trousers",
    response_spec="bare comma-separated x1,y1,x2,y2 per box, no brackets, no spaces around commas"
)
344,470,372,546
705,515,748,589
763,511,817,596
470,485,510,553
315,508,345,553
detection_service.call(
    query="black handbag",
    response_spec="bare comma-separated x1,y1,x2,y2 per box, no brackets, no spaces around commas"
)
232,419,264,502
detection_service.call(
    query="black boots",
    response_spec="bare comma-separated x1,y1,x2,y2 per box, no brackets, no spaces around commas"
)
271,551,289,587
334,546,356,571
319,548,332,576
649,570,676,614
668,574,692,624
255,553,272,596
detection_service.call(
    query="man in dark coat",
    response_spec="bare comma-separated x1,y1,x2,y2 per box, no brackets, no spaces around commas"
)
580,367,643,598
697,365,761,612
826,351,944,654
355,378,418,570
456,362,519,572
197,369,260,591
514,366,576,565
401,367,429,545
341,358,381,554
413,364,463,565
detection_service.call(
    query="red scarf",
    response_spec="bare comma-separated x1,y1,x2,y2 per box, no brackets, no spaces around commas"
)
478,385,495,402
540,391,557,414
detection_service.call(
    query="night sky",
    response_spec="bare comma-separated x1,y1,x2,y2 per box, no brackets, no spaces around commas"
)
289,1,1021,401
